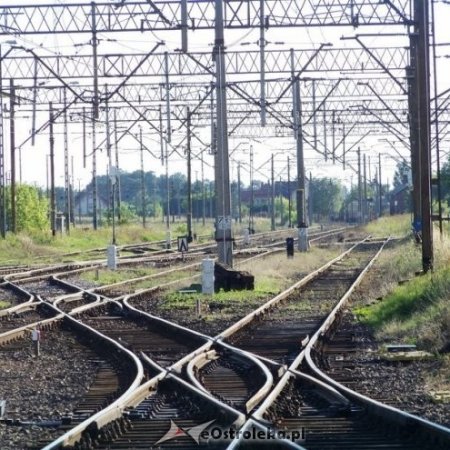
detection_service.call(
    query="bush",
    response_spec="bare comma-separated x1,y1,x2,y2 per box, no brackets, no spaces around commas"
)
4,185,49,232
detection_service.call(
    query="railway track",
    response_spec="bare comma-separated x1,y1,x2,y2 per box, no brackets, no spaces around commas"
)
313,311,450,428
225,240,385,364
16,279,80,301
0,304,48,334
263,376,437,450
90,377,241,450
44,237,380,449
0,226,348,305
0,282,32,309
190,348,270,413
76,303,207,368
0,297,143,450
2,232,447,449
239,238,450,450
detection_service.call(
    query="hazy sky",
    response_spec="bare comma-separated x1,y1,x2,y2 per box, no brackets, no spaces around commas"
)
2,0,450,190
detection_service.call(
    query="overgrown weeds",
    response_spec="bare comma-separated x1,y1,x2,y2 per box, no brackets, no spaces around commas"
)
356,261,450,352
363,214,412,237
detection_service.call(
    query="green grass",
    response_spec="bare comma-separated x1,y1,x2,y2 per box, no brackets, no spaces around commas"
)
0,225,166,264
356,267,450,351
80,267,158,285
0,218,281,265
162,275,282,312
0,300,10,310
0,221,210,264
363,214,412,237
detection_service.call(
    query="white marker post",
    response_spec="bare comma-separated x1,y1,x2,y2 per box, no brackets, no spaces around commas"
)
31,328,41,357
202,258,215,295
244,228,250,245
107,244,117,270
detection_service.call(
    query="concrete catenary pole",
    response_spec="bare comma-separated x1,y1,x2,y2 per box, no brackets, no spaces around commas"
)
213,0,233,266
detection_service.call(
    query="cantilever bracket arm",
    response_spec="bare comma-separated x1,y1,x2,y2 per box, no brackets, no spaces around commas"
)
274,43,332,105
303,79,342,126
104,42,164,101
354,36,407,95
21,47,85,102
381,0,414,25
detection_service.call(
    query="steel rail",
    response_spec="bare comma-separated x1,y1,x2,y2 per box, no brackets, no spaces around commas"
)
186,346,274,414
302,251,450,445
39,306,145,450
56,236,366,447
36,232,363,448
251,238,388,424
0,280,34,317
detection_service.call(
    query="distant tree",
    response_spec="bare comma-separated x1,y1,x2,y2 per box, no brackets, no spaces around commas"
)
83,170,214,220
104,201,137,225
439,156,450,204
393,160,411,188
274,196,290,225
310,178,344,219
5,185,49,232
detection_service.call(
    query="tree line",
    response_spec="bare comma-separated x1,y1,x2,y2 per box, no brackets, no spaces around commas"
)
2,165,406,234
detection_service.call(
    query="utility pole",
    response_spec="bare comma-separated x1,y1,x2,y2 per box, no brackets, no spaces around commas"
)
271,154,275,231
363,153,367,223
0,51,5,238
291,49,308,251
259,0,266,126
31,56,38,146
186,107,193,242
49,103,56,237
237,161,242,224
287,155,292,228
82,106,87,169
332,110,336,164
164,52,172,143
309,172,313,225
415,0,433,272
195,171,199,223
113,109,121,221
165,141,171,235
9,79,16,234
209,182,213,219
70,155,75,226
279,176,283,226
357,147,362,223
312,79,317,149
91,108,98,230
63,87,70,233
323,105,327,161
139,127,146,228
105,85,116,235
201,151,206,226
78,179,82,225
213,0,233,266
91,2,99,119
407,31,421,230
431,0,443,236
249,145,254,232
378,153,383,216
342,123,346,170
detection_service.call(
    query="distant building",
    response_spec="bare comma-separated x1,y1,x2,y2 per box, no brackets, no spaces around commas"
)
345,200,361,223
389,184,411,215
240,180,308,216
74,189,109,216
